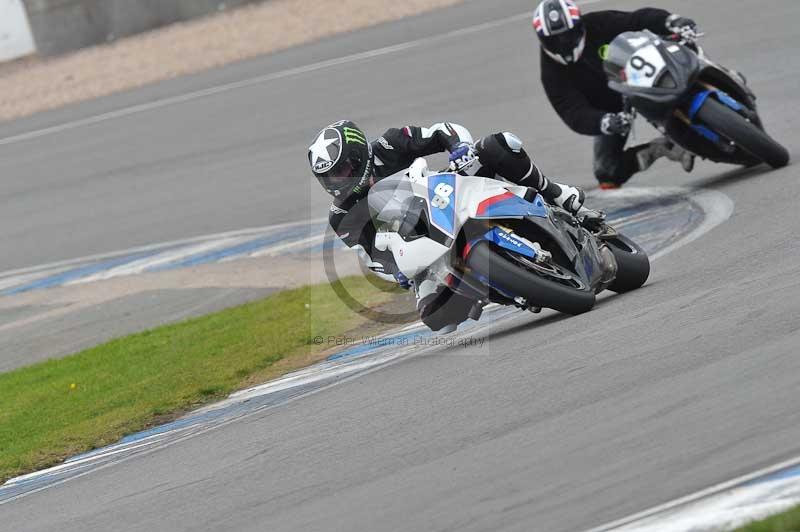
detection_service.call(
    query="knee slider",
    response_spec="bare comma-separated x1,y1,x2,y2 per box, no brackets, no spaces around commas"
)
501,132,524,153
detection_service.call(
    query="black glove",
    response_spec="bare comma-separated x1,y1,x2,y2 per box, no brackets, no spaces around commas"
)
666,14,698,39
600,112,632,136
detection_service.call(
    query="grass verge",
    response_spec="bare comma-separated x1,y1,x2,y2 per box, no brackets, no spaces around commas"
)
0,276,408,483
734,506,800,532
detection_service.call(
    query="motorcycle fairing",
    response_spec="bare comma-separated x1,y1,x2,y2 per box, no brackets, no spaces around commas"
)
688,89,744,121
482,227,539,259
373,231,450,278
686,88,749,145
427,173,457,237
372,171,605,291
605,30,700,105
473,192,549,219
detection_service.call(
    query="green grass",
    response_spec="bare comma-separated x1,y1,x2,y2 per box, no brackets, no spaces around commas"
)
734,506,800,532
0,276,404,483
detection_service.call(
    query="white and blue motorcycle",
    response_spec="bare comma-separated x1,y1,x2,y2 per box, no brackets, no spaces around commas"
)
369,159,650,317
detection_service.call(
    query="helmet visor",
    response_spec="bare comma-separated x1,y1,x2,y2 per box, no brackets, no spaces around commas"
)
542,28,585,62
315,160,352,191
316,152,364,194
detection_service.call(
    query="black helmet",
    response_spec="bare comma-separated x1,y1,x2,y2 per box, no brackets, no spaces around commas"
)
308,120,373,197
533,0,586,65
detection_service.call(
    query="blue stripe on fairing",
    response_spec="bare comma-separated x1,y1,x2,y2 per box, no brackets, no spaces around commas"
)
692,124,721,143
716,90,744,111
475,193,548,219
690,89,744,121
428,173,457,237
689,90,713,120
484,227,538,259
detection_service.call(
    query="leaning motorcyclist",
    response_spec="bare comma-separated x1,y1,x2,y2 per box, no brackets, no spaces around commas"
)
308,120,591,331
533,0,698,188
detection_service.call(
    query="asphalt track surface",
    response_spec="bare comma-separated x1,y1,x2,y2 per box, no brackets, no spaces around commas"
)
2,0,800,531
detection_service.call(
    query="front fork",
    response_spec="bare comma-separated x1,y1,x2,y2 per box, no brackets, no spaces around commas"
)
673,81,758,150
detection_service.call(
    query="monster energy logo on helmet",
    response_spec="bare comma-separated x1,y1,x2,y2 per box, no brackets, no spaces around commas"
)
343,127,367,146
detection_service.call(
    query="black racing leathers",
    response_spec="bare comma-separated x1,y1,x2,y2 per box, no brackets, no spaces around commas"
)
328,123,464,260
541,8,671,136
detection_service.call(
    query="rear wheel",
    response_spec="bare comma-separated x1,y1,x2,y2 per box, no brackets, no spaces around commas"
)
605,234,650,293
696,98,790,169
466,241,595,315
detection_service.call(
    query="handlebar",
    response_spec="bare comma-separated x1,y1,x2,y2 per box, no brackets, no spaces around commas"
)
665,31,704,49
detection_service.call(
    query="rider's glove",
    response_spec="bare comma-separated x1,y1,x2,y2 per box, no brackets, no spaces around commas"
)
601,112,633,136
448,142,477,172
666,14,698,40
552,183,586,216
395,272,412,290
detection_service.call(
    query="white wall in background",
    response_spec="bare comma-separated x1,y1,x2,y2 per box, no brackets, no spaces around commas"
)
0,0,36,62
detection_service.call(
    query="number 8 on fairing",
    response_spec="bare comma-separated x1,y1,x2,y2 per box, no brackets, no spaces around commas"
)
431,182,454,209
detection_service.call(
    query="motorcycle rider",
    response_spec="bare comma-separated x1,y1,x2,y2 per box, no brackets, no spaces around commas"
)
533,0,698,188
308,120,592,331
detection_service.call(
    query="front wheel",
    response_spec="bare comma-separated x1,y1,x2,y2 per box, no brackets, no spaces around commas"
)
695,97,790,169
605,234,650,293
465,241,596,315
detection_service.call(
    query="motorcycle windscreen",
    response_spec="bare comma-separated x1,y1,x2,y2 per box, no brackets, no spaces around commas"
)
604,31,670,89
368,174,415,224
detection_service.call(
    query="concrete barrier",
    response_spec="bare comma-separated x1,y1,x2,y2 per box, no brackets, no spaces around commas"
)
0,0,37,61
22,0,261,57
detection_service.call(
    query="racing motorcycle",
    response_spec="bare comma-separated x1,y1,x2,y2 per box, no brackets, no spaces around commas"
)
604,30,789,169
368,158,650,318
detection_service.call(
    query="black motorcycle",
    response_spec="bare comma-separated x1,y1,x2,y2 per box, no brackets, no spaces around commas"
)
604,30,789,169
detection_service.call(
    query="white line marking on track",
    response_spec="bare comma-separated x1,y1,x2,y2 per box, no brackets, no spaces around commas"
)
0,217,327,282
651,189,735,261
0,1,607,147
584,455,800,532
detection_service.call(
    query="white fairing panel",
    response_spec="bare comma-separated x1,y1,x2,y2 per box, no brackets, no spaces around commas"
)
456,176,529,221
376,170,533,279
0,0,36,63
374,232,450,277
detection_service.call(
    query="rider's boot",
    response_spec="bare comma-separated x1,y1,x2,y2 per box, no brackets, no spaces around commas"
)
636,137,695,173
468,301,484,322
539,181,585,215
524,181,585,216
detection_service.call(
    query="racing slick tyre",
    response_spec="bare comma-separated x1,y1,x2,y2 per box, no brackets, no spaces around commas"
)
466,241,596,315
605,234,650,294
696,97,790,169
